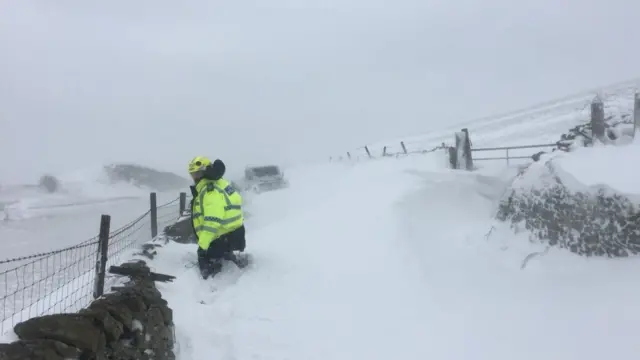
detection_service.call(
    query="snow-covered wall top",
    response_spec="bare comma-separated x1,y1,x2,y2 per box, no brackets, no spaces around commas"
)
553,143,639,195
496,141,640,257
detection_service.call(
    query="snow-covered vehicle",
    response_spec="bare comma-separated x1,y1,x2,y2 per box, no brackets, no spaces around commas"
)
244,165,289,193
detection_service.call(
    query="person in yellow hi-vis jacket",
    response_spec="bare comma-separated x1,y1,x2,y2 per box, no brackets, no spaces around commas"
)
188,156,246,279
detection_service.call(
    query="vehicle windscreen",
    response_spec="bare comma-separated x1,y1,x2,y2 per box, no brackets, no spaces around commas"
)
252,166,280,177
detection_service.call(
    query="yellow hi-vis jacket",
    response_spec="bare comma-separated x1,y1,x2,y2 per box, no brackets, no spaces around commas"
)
191,178,244,251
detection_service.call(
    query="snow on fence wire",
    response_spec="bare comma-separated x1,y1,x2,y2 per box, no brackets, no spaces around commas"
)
0,191,188,334
330,140,452,162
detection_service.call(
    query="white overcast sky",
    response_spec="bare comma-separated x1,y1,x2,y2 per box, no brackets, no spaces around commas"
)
1,0,638,183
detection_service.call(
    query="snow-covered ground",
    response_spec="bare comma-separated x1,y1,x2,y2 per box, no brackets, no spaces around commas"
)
139,142,640,360
0,164,185,262
0,166,187,333
2,83,640,358
345,79,638,160
0,165,148,211
0,195,184,333
553,141,640,195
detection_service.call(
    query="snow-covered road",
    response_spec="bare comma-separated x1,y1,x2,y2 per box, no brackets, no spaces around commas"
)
151,152,640,360
153,156,441,359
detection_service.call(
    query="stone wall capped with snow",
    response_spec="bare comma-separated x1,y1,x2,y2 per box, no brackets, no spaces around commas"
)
0,260,175,360
496,148,640,257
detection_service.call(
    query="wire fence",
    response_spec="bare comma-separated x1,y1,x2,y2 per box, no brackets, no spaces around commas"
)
332,89,640,168
331,83,640,163
0,192,187,334
330,141,452,162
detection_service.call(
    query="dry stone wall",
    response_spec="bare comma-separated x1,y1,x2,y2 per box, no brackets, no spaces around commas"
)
0,260,175,360
496,158,640,257
163,216,194,244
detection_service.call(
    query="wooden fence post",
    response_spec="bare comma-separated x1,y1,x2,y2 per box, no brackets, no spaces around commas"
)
93,214,111,299
454,129,474,170
448,146,457,169
382,146,387,157
453,132,463,169
364,146,372,158
401,141,407,154
462,128,473,170
591,96,605,142
179,192,187,216
150,192,158,239
634,92,640,136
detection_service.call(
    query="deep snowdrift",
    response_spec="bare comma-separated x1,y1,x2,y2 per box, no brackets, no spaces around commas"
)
146,151,640,360
497,139,640,257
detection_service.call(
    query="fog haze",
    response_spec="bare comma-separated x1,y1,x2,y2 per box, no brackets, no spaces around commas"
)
1,0,638,183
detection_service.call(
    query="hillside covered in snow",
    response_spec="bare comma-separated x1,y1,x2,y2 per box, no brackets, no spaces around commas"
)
1,80,640,360
343,79,639,160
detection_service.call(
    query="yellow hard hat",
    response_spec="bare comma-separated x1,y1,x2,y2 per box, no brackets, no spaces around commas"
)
188,156,212,173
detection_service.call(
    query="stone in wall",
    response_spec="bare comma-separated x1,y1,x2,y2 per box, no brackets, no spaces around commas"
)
163,216,194,244
496,157,640,257
0,260,175,360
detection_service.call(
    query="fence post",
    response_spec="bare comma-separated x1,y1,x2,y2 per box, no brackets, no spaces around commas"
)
448,146,457,169
382,146,387,157
634,92,640,136
150,192,158,239
364,146,372,158
591,96,605,142
462,128,473,170
93,214,111,299
454,129,473,170
347,152,351,160
401,141,407,154
453,133,461,169
179,192,187,216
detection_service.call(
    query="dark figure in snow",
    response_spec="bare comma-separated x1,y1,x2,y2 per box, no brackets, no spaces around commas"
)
188,156,247,279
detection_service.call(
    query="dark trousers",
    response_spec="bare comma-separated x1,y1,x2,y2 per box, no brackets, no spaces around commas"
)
198,225,246,271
